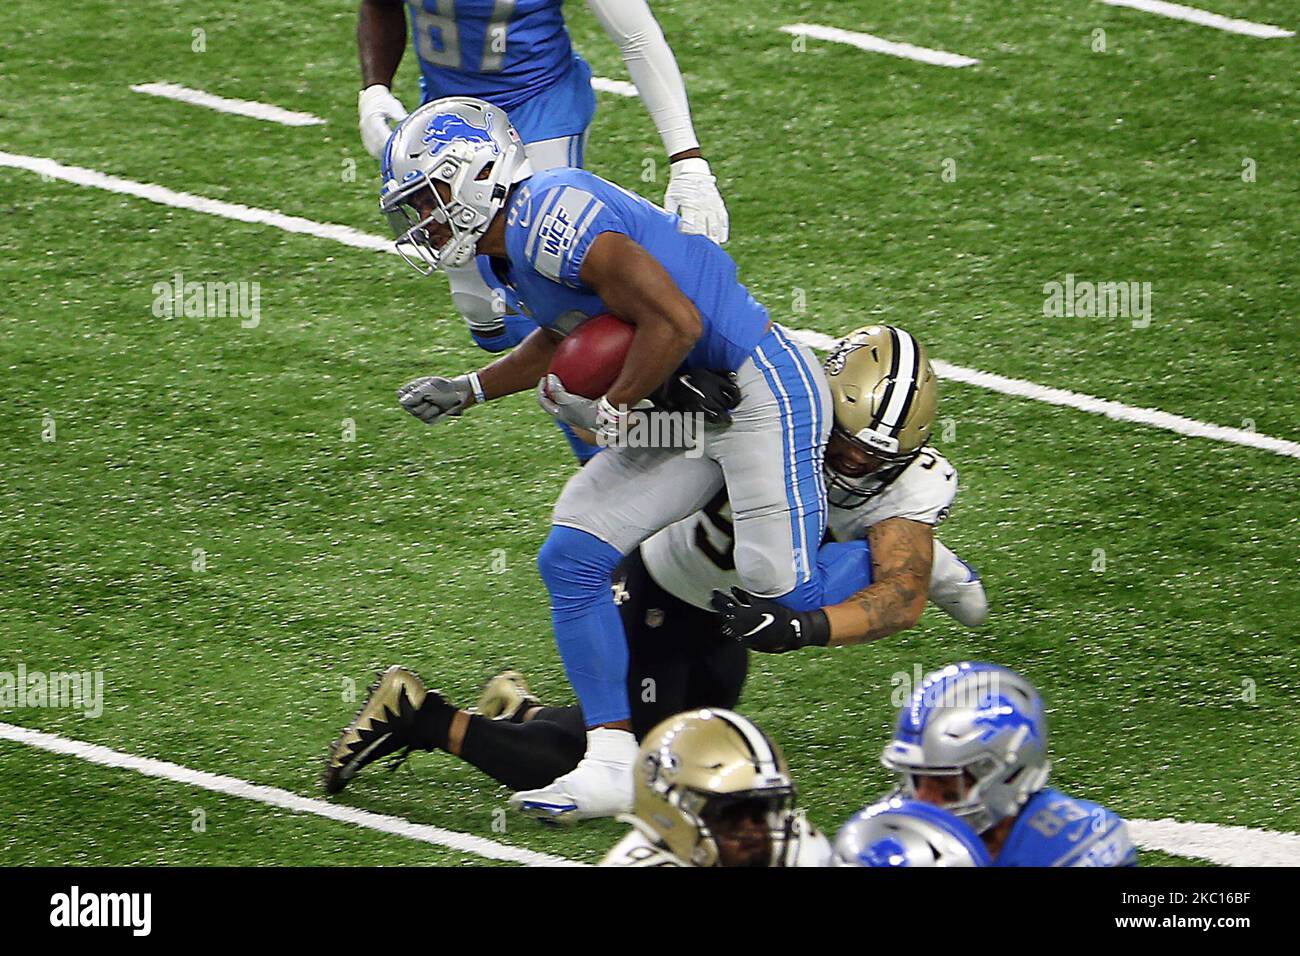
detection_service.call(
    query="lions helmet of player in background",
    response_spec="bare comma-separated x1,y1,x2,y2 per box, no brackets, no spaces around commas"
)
824,325,938,508
831,796,991,867
634,709,798,867
881,662,1051,834
379,96,532,274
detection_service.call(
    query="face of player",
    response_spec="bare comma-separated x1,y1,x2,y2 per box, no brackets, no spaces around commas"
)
825,429,887,479
407,184,454,251
911,771,976,807
706,799,774,868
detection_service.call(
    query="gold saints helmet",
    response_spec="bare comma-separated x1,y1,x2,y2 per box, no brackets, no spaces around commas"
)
632,708,797,867
823,324,938,507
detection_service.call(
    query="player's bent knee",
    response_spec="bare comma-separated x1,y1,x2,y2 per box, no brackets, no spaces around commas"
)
737,541,872,613
766,577,827,613
759,549,869,612
733,541,799,604
449,291,501,327
537,525,624,615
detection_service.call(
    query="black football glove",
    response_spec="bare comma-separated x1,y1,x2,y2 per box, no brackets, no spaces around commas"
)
652,369,742,425
710,587,831,653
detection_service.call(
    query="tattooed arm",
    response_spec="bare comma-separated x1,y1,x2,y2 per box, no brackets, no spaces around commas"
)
710,516,935,653
824,518,933,647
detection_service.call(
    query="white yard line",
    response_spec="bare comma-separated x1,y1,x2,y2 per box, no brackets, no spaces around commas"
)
929,359,1300,459
591,76,638,97
0,150,393,255
0,721,581,867
780,23,980,68
3,720,1297,866
4,148,1296,461
1098,0,1294,38
783,330,1300,460
1129,818,1300,866
130,82,327,126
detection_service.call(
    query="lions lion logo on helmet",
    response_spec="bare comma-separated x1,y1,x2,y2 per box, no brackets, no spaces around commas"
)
420,110,499,155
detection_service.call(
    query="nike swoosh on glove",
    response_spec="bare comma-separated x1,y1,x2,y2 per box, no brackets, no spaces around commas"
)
663,158,729,245
652,369,742,425
710,587,830,653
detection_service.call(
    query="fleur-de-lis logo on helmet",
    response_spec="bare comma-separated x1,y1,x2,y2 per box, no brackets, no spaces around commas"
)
825,329,874,376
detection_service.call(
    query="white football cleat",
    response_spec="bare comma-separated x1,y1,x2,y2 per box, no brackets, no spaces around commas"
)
510,727,636,824
929,540,988,627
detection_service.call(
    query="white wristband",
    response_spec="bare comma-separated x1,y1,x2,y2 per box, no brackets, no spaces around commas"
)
467,371,486,405
596,395,625,421
670,157,712,177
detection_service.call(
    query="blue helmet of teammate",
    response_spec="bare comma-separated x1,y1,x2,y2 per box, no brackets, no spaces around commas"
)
881,662,1050,834
831,797,991,867
379,96,532,274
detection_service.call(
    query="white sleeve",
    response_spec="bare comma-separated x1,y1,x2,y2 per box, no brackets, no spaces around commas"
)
585,0,701,158
869,453,958,527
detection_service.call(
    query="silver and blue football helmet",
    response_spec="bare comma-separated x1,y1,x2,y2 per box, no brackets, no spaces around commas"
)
881,662,1050,834
831,797,991,867
378,96,532,274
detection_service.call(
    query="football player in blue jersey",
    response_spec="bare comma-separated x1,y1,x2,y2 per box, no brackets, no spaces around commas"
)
830,797,991,867
357,0,726,359
380,97,838,820
358,0,726,464
882,662,1138,867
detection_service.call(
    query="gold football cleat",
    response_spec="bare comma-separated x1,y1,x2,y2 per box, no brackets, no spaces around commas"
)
323,665,429,795
474,670,540,722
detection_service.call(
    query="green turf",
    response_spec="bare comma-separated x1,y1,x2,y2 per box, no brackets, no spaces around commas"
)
0,741,511,866
1,0,1296,867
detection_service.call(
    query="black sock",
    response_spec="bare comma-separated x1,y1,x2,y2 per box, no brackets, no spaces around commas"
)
457,714,586,791
527,705,586,737
411,696,456,751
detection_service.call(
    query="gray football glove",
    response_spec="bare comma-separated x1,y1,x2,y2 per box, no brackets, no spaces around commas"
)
398,375,473,425
536,374,656,445
536,374,601,432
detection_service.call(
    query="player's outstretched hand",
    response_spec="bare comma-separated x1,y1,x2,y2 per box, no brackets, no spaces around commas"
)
664,158,729,245
710,587,831,653
653,369,742,425
398,375,473,424
359,85,408,160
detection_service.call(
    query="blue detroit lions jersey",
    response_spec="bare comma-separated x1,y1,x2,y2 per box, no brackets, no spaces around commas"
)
996,788,1138,867
407,0,577,110
501,168,770,371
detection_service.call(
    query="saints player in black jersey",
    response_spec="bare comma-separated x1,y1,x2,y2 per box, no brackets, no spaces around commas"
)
323,326,986,797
